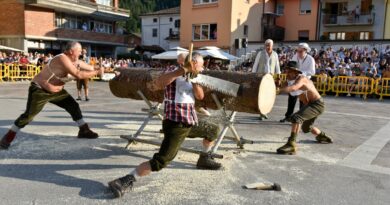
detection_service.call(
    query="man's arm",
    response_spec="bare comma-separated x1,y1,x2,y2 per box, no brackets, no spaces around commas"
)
149,68,185,91
280,76,304,93
192,83,204,100
77,60,95,71
60,55,102,79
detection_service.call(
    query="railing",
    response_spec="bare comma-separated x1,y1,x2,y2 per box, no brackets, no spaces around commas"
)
263,25,285,41
322,13,374,26
376,78,390,101
275,74,382,100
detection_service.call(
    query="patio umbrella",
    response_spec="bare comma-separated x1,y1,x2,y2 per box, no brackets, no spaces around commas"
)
196,46,238,61
151,47,189,60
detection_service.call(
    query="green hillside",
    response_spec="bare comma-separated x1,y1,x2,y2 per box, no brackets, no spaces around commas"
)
119,0,180,33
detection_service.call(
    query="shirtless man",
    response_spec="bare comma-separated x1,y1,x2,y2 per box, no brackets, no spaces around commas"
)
0,41,104,150
277,61,333,155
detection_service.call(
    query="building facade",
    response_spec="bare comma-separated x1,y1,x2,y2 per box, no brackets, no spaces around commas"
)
318,0,385,41
140,7,180,51
273,0,319,41
180,0,262,54
0,0,129,57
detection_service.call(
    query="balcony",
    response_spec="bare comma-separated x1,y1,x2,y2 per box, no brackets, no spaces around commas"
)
43,28,127,45
263,25,285,41
322,13,374,26
25,0,129,21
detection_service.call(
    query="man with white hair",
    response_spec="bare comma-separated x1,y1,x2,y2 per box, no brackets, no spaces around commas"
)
252,39,281,120
280,42,315,123
108,52,221,198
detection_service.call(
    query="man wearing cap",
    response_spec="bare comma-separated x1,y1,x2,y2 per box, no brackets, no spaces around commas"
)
277,61,333,155
252,39,281,120
280,43,315,123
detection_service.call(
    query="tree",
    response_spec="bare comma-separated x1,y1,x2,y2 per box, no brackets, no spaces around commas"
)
119,0,180,33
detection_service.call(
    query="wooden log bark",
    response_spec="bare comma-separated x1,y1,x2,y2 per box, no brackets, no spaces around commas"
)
109,68,276,114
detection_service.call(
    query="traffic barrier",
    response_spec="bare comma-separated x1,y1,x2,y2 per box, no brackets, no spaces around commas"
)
332,76,375,100
0,64,3,82
376,78,390,101
313,75,332,96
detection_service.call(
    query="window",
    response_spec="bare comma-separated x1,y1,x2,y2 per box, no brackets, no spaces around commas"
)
360,32,370,40
96,0,113,6
174,19,180,28
169,28,173,35
243,25,248,36
276,4,284,15
193,0,218,5
193,23,217,40
169,17,173,22
300,0,311,14
153,18,158,23
298,30,309,41
55,13,62,28
329,32,345,40
152,28,158,37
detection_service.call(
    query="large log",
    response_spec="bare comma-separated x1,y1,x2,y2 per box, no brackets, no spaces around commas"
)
109,68,276,114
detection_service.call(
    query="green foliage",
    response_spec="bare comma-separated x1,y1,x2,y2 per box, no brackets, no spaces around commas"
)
119,0,180,33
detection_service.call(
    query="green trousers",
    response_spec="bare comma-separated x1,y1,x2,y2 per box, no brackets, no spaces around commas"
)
290,98,325,133
149,119,219,171
14,82,83,128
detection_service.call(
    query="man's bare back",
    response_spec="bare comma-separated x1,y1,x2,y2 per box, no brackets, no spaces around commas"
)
281,75,322,105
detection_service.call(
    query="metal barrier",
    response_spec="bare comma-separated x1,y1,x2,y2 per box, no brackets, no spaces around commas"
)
332,76,375,100
0,64,3,82
376,78,390,101
313,75,332,96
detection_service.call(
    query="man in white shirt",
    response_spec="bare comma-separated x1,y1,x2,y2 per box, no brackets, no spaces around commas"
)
252,39,281,120
280,43,315,123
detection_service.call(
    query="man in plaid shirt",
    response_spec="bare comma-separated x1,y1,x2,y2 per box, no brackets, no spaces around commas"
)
108,53,222,198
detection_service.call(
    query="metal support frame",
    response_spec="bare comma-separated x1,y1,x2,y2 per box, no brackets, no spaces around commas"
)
210,94,253,153
120,91,252,158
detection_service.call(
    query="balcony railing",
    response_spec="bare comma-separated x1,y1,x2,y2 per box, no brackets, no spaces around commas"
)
322,13,374,26
26,0,129,17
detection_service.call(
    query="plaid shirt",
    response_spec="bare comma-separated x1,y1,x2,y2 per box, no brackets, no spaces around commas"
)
163,67,198,125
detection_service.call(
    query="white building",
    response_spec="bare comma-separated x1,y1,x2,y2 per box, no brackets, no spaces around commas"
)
140,7,180,51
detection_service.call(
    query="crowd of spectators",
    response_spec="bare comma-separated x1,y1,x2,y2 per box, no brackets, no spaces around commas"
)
2,44,390,79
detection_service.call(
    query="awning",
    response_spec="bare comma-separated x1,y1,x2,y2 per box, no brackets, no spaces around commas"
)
0,45,25,52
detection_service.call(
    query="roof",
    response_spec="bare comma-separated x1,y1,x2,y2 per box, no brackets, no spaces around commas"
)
140,7,180,17
135,45,165,53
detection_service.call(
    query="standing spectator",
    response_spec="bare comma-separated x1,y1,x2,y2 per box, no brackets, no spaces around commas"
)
252,39,281,120
354,6,361,21
76,48,91,101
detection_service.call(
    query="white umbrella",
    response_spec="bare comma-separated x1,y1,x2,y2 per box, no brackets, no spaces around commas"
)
0,45,25,52
196,46,239,61
169,47,189,51
151,50,188,60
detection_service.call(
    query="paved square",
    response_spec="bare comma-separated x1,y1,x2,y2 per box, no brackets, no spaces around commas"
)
0,81,390,205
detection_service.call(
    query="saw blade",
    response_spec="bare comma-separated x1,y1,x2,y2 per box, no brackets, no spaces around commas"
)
190,74,240,97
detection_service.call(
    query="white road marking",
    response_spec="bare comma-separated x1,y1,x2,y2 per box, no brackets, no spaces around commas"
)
339,121,390,175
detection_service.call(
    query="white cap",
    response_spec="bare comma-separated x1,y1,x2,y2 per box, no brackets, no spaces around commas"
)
298,43,311,53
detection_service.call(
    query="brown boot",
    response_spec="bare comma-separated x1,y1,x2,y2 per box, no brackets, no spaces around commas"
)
276,140,297,155
78,124,99,139
0,130,16,150
315,132,333,144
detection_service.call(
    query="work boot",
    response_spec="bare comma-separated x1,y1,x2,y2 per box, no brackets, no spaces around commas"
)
0,130,16,150
196,152,222,170
85,97,90,102
76,96,81,101
279,116,291,123
108,174,136,198
77,124,99,139
276,140,297,155
315,132,333,144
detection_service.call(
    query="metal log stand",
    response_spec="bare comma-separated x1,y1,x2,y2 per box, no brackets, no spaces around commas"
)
120,91,253,158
